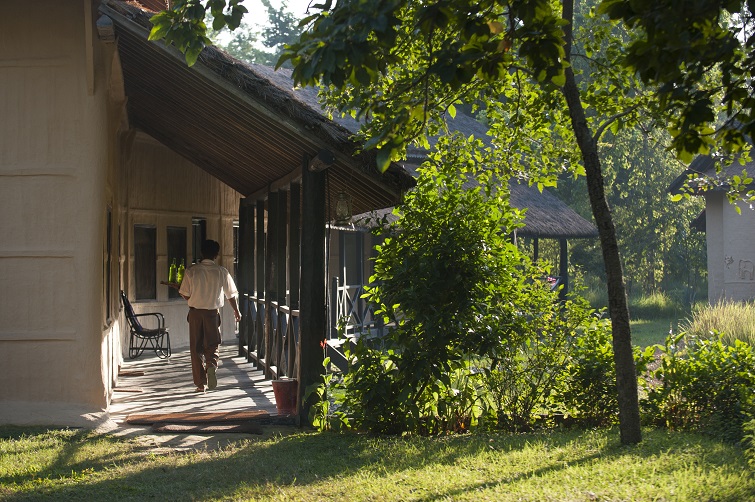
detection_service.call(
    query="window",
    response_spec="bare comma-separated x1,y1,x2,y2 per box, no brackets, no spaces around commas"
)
192,217,206,263
167,226,187,299
134,225,156,300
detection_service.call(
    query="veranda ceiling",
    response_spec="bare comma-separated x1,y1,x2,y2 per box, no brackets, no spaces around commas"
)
99,0,414,215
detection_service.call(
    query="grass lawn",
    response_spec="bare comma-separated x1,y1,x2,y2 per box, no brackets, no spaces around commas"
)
1,425,753,501
629,317,681,348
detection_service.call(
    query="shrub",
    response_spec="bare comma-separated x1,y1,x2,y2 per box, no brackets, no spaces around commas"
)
642,332,755,442
344,135,564,434
743,416,755,467
680,300,755,346
556,311,654,427
486,294,603,432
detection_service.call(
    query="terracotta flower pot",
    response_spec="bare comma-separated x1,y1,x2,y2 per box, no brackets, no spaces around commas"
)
271,378,298,416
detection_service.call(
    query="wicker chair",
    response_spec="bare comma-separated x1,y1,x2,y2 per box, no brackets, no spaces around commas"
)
120,290,171,359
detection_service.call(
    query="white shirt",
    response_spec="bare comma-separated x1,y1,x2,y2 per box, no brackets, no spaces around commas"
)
178,259,238,310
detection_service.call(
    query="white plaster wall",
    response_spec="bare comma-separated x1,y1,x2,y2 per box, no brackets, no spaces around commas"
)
721,199,755,301
706,192,726,302
0,0,114,425
706,192,755,302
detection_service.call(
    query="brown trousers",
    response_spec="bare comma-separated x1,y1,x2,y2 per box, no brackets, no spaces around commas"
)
187,308,222,388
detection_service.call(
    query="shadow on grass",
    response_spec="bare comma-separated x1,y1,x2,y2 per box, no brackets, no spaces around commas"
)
1,426,752,501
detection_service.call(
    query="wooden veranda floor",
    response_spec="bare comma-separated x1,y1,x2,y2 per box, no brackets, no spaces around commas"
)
109,344,279,426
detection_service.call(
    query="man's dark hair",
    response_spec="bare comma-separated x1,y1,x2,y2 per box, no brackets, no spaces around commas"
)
201,239,221,260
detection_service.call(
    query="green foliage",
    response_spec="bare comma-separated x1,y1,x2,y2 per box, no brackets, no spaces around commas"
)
486,295,601,432
599,0,755,163
642,332,755,442
434,362,490,433
743,416,755,468
150,0,248,66
304,356,348,432
279,0,571,171
208,0,303,66
556,312,654,426
555,128,707,301
681,300,755,346
341,134,565,434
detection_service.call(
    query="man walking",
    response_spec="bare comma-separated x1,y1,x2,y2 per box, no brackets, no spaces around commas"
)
179,239,241,392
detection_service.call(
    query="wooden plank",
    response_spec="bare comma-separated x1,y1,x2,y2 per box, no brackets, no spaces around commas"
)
298,154,327,423
289,182,301,310
276,190,289,374
246,166,302,202
277,190,288,306
256,200,265,297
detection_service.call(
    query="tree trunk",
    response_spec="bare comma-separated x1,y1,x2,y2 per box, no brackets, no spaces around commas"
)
561,0,642,445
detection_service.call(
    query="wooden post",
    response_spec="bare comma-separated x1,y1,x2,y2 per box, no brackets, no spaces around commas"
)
276,190,288,372
288,181,301,378
559,238,568,301
533,237,539,263
255,199,265,361
299,156,327,424
237,198,249,356
264,192,278,379
289,182,301,309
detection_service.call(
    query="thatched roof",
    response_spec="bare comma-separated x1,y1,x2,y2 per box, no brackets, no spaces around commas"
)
668,154,755,195
99,1,414,215
509,181,598,239
667,142,754,234
345,163,598,239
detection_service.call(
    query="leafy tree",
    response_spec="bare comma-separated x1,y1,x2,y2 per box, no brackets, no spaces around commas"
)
207,0,302,66
599,0,754,163
557,128,707,302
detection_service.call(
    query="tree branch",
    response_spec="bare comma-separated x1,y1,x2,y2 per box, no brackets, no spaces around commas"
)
592,104,641,143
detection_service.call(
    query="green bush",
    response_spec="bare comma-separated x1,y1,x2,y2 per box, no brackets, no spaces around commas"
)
681,300,755,346
343,135,566,434
742,416,755,468
486,294,603,432
556,311,654,426
642,332,755,442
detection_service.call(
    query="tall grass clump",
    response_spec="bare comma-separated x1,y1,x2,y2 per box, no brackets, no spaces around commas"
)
680,300,755,346
629,291,684,320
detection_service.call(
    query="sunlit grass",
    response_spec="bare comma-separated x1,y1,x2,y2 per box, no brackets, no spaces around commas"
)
629,291,685,320
630,318,678,348
1,426,753,501
681,300,755,346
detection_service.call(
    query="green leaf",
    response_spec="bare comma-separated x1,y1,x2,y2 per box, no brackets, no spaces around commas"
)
148,20,170,41
185,44,203,67
376,147,393,173
550,72,565,87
